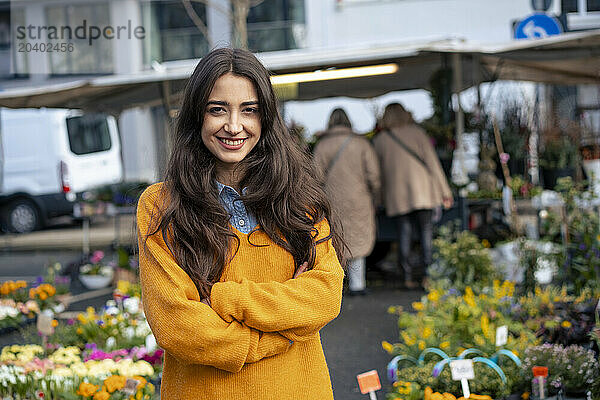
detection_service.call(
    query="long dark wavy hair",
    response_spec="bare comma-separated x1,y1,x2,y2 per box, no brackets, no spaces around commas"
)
144,48,345,298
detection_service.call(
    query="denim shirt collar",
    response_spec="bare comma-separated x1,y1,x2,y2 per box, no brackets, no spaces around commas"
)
215,181,257,234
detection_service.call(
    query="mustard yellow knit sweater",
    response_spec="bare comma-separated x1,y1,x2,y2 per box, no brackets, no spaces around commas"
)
137,183,344,399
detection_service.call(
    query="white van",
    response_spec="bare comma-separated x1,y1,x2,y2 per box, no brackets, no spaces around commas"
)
0,108,123,233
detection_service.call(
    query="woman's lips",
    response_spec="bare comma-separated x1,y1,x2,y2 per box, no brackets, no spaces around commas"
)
217,137,247,150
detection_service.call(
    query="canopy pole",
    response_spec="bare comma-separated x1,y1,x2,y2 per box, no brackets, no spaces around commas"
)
452,53,468,230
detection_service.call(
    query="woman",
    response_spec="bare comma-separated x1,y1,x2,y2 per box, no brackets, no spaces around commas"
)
372,103,453,288
137,48,345,398
313,108,380,295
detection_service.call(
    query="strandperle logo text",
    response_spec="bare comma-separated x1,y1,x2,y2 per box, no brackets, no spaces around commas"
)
15,19,146,45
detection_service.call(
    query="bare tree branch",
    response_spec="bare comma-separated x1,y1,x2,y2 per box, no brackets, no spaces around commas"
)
189,0,232,19
182,0,213,47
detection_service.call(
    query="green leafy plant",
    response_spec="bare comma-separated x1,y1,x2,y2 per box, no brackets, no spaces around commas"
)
428,224,500,290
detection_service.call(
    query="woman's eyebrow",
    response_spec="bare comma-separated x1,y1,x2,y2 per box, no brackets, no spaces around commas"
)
206,100,259,106
207,100,228,106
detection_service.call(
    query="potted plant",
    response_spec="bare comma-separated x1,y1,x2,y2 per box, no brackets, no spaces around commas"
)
79,250,114,289
522,343,599,397
539,130,579,190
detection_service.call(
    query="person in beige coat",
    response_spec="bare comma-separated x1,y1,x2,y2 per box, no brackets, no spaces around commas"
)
372,103,453,288
313,108,381,295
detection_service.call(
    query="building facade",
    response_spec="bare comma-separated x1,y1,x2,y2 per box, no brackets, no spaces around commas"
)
0,0,598,181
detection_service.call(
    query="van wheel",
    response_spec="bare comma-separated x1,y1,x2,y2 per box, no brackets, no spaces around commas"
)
4,199,41,233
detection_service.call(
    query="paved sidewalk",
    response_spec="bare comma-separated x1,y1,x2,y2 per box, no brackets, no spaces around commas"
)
0,215,137,251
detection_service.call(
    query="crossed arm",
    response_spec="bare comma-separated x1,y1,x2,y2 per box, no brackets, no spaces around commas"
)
137,186,344,372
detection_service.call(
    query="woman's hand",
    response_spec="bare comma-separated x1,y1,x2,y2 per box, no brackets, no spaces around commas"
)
293,261,309,278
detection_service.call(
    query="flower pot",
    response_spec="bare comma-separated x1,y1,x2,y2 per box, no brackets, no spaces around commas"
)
542,167,574,190
79,274,113,290
582,159,600,196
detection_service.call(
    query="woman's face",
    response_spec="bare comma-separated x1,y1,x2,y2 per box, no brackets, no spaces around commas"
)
201,73,262,167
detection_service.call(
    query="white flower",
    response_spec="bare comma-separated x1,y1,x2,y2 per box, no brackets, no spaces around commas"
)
106,336,116,349
104,306,119,316
123,297,140,314
124,327,135,339
145,334,157,352
80,264,92,274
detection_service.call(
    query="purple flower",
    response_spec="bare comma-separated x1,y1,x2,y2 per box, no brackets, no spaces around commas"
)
67,319,75,325
579,243,586,251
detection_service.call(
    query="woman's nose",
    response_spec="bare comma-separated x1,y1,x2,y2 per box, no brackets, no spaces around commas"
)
224,114,243,135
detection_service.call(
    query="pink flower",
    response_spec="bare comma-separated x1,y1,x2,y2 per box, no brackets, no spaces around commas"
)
90,250,105,264
500,153,510,164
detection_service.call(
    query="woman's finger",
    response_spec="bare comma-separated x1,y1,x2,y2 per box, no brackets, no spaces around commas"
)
293,261,309,278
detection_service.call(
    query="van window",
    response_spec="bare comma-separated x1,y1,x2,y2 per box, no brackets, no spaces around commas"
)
66,114,112,155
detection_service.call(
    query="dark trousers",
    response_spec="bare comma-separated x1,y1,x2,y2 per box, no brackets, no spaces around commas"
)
394,209,433,282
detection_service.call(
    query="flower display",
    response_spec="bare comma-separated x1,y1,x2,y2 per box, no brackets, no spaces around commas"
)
80,250,115,277
522,343,599,394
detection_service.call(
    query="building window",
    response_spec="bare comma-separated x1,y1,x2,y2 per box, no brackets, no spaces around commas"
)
0,5,28,78
562,0,600,13
45,3,112,75
142,0,208,63
562,0,578,13
588,0,600,11
247,0,305,53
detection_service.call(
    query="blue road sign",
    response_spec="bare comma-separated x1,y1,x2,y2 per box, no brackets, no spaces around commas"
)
514,13,563,40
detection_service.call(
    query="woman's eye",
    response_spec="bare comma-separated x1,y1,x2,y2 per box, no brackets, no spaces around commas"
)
243,107,259,114
208,107,225,114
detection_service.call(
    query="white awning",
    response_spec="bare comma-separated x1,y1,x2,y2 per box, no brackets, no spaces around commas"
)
0,30,599,112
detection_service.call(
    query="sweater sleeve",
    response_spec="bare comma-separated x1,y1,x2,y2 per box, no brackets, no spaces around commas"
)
137,185,292,372
210,219,345,342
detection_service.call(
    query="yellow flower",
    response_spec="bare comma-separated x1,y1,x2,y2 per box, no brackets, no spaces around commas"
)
474,334,485,346
103,375,127,393
422,326,433,339
387,306,397,314
522,392,530,400
480,315,490,338
51,319,58,328
440,341,450,350
561,320,572,328
381,341,394,353
482,239,491,248
77,382,99,397
93,391,110,400
77,313,87,324
427,290,440,303
401,331,416,346
418,340,426,350
76,327,83,335
412,301,424,311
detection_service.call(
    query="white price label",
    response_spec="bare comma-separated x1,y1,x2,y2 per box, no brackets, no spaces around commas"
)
496,325,508,346
450,359,475,380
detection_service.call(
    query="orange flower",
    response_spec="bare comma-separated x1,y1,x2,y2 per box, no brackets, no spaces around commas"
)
39,292,48,301
133,376,147,389
51,319,59,328
93,391,110,400
103,375,127,393
29,288,36,298
76,382,99,397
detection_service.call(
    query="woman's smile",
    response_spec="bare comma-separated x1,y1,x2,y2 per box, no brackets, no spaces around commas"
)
217,137,249,149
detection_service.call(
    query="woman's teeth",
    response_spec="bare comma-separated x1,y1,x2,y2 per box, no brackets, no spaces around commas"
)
219,138,245,146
